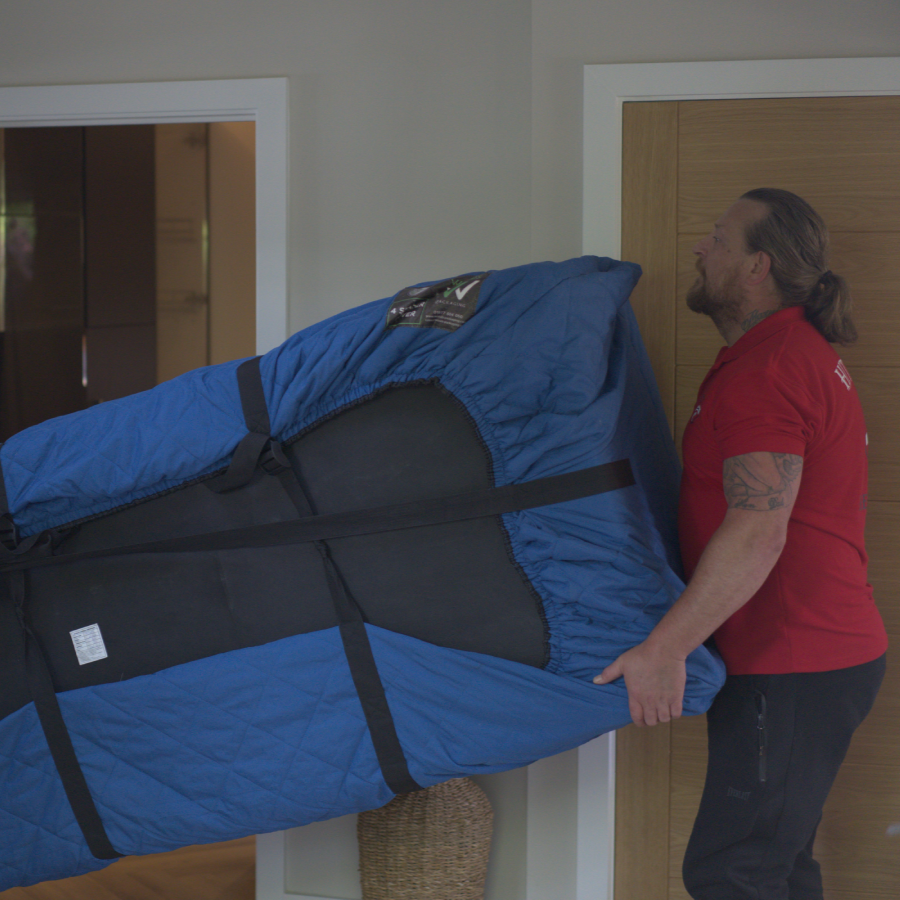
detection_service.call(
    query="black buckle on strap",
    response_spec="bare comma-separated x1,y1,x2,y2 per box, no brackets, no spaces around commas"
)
260,440,291,476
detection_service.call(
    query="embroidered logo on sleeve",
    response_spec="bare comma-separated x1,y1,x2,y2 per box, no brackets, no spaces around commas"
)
690,404,702,423
834,360,852,390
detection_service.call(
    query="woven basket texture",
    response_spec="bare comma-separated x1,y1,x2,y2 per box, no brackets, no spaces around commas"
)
357,777,494,900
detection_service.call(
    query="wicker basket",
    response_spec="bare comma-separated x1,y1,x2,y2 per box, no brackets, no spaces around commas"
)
357,777,494,900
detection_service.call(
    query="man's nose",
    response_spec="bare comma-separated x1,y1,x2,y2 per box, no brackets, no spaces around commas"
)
693,235,710,256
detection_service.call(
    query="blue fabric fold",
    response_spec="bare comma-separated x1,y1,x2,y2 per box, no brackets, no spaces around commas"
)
0,256,724,888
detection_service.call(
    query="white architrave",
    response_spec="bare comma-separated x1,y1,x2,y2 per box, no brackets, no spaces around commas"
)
256,831,328,900
581,56,900,900
0,78,289,353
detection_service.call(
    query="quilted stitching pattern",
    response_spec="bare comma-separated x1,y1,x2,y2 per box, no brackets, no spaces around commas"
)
0,257,726,889
0,628,395,888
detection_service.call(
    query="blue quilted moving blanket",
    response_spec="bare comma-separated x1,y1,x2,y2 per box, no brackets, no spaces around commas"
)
0,256,724,888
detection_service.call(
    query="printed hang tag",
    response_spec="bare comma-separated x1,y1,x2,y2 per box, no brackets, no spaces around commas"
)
386,272,489,332
70,623,109,666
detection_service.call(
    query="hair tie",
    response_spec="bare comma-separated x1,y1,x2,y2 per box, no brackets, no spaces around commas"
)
819,270,833,283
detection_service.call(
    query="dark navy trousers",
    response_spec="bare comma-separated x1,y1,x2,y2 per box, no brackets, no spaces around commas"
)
682,654,886,900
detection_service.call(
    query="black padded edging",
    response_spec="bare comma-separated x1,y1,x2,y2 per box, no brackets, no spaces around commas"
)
279,378,554,669
11,570,122,860
434,381,552,669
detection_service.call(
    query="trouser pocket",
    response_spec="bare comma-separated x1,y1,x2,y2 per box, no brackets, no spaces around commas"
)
755,689,767,783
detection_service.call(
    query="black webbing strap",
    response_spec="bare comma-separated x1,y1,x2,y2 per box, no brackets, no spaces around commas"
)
234,356,271,435
0,353,636,807
315,541,422,793
272,457,422,794
1,460,635,573
206,357,274,493
10,570,122,859
212,359,422,794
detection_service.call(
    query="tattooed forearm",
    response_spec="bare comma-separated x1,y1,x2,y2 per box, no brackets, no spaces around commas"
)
723,453,803,511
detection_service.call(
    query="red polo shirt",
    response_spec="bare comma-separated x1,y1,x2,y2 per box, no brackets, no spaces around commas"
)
679,306,887,674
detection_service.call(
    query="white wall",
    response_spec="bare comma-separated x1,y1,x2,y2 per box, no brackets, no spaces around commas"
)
530,0,900,260
4,1,898,326
0,0,532,331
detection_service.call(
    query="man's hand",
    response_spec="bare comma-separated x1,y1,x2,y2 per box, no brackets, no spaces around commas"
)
590,452,801,728
594,640,686,727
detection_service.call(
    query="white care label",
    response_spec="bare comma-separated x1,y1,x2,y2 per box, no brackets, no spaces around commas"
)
70,623,108,666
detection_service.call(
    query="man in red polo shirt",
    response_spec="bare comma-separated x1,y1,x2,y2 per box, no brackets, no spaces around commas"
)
596,188,887,899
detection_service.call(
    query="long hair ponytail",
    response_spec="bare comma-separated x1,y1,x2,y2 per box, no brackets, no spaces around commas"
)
741,188,857,345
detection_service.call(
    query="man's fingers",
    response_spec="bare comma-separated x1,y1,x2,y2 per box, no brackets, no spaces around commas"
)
593,648,686,728
594,658,623,685
628,698,645,727
654,698,684,725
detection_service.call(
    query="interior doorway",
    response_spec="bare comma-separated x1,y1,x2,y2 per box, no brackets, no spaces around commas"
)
0,77,287,900
0,120,258,900
0,121,256,440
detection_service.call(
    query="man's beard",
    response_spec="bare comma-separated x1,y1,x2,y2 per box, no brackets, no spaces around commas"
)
685,263,743,330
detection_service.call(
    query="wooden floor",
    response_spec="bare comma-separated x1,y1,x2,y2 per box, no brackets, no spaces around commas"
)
0,838,255,900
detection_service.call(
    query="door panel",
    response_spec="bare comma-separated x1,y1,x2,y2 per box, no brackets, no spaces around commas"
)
855,371,900,499
0,123,256,900
618,96,900,900
615,101,679,900
668,712,706,882
1,128,86,439
675,231,900,369
675,233,719,368
817,762,900,896
829,232,900,368
843,654,900,762
677,97,900,232
867,502,900,633
621,100,679,429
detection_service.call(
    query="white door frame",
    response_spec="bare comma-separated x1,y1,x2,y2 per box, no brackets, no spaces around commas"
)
581,55,900,900
0,78,289,353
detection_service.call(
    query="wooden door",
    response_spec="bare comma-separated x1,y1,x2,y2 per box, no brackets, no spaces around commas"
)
617,96,900,900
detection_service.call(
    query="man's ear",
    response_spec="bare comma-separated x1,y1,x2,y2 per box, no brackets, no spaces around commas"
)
746,250,772,286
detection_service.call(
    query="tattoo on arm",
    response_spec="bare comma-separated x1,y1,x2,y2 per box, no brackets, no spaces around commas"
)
723,453,803,511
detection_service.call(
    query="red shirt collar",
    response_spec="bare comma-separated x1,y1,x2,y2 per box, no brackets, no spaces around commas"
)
709,306,807,373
